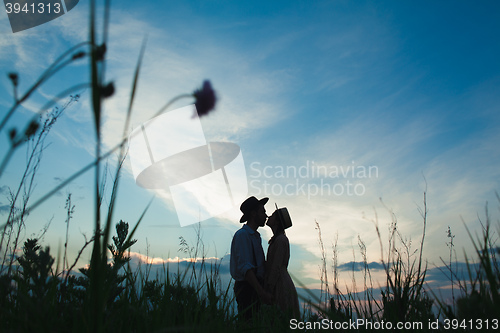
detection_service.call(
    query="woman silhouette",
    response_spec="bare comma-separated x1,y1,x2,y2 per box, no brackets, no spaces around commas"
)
265,206,300,319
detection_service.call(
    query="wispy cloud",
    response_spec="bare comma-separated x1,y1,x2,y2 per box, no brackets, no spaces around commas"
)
67,8,297,151
122,251,232,286
0,203,10,215
337,261,385,272
128,251,222,265
2,0,498,295
0,185,9,195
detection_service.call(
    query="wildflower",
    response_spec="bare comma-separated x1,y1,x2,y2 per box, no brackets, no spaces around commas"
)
193,80,217,117
95,43,106,61
24,120,39,138
101,82,115,98
8,128,17,142
8,72,18,87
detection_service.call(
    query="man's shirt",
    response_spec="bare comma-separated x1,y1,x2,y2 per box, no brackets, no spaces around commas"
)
230,224,265,282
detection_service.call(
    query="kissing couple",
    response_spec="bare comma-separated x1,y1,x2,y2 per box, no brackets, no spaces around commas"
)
230,196,300,323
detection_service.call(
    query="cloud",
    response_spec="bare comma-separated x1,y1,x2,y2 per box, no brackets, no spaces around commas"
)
425,262,479,286
120,251,232,287
2,1,498,298
30,7,294,156
128,250,221,265
297,259,488,306
0,186,11,214
0,203,10,215
337,261,385,272
244,78,500,269
126,251,229,274
37,9,299,229
0,185,9,195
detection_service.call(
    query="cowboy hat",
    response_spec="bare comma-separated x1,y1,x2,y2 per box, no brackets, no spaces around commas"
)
276,206,292,229
239,196,269,222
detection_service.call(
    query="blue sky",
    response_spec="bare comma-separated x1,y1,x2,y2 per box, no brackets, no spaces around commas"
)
1,0,500,296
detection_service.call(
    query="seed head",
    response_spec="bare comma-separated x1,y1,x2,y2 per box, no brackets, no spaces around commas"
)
8,72,18,87
101,82,115,98
24,120,39,138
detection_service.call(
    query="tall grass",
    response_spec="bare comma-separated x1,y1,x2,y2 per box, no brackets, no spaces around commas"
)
298,193,500,332
0,0,225,331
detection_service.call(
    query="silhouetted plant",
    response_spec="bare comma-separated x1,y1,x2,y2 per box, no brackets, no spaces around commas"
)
0,96,79,276
15,238,56,300
108,220,137,268
79,220,136,309
434,201,500,327
12,0,500,332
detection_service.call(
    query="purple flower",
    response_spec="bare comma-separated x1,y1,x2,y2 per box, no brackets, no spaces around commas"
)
8,128,17,142
8,72,18,87
101,82,115,98
24,120,39,138
95,43,107,61
193,80,217,117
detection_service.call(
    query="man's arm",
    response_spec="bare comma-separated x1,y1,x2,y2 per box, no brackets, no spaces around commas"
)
245,268,272,305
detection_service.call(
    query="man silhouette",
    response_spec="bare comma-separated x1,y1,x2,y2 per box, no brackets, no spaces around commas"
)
230,196,273,322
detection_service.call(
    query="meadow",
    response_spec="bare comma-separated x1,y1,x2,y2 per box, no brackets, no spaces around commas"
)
1,2,499,332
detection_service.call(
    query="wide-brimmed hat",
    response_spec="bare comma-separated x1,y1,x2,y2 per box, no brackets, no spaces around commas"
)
276,207,292,229
239,196,269,222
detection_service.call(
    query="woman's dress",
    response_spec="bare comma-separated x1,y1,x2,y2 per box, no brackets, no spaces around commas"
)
265,233,300,319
